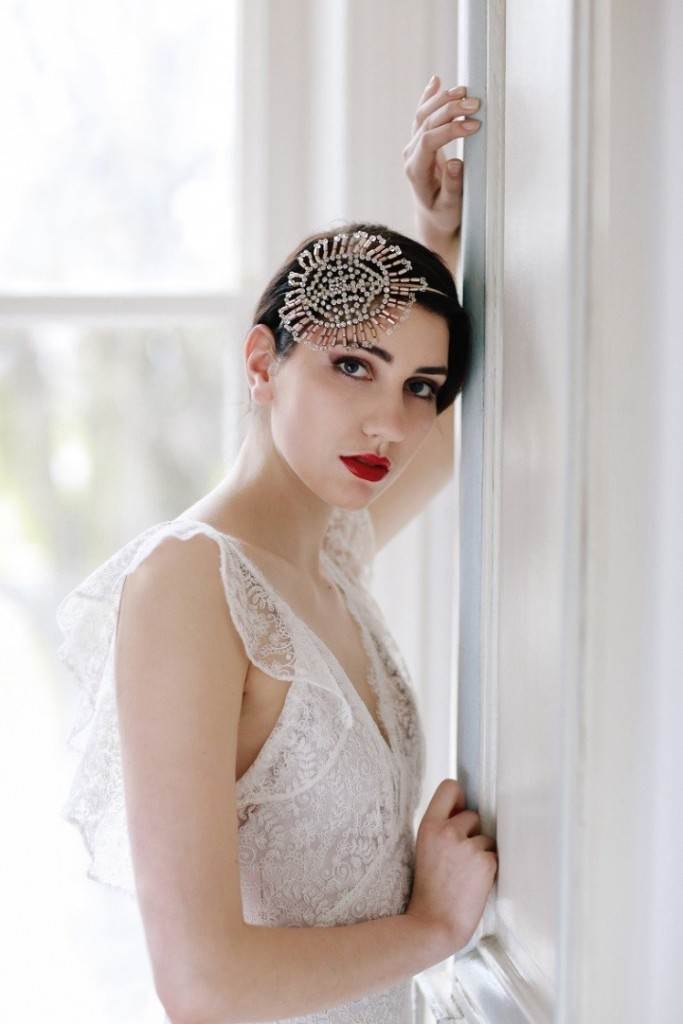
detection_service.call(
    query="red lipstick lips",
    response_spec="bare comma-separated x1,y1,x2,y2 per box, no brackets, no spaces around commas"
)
340,453,390,482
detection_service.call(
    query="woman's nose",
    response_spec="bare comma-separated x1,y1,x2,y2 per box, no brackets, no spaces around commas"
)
365,397,408,444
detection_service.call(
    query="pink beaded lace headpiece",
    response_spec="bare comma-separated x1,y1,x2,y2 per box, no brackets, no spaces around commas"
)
277,229,450,351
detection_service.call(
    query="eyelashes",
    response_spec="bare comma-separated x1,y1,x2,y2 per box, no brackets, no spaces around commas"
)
331,356,439,402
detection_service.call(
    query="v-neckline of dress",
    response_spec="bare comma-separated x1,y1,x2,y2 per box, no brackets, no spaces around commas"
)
173,516,396,759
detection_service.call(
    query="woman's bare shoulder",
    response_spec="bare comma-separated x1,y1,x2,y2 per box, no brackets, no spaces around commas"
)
117,526,250,688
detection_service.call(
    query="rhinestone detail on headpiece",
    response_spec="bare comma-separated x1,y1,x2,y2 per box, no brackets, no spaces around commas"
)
277,229,448,351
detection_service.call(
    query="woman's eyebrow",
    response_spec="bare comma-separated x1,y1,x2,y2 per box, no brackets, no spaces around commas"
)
361,343,448,377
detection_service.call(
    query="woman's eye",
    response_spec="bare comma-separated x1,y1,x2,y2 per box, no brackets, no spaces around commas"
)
332,357,438,402
408,380,439,401
334,357,369,380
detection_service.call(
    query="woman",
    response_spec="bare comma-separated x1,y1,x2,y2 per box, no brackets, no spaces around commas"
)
57,76,495,1024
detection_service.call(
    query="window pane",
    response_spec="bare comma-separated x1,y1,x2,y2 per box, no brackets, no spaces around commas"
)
1,322,239,572
0,1,239,294
0,320,242,1020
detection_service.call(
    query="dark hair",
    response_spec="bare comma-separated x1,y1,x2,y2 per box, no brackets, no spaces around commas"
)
250,220,471,415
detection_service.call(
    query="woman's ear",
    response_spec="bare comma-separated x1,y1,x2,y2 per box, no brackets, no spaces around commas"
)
244,324,280,407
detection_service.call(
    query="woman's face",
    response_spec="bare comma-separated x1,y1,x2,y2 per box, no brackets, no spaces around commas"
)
264,304,450,510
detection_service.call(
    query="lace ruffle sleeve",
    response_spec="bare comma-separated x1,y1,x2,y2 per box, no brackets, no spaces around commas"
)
56,517,353,897
56,522,197,897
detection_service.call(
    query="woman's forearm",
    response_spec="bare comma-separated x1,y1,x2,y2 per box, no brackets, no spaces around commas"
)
178,912,454,1024
432,232,461,277
413,216,462,279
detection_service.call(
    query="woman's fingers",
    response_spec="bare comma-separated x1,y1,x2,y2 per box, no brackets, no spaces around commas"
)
426,96,480,132
420,778,467,822
404,108,480,165
407,81,481,160
448,809,482,838
412,84,468,134
403,117,479,182
411,78,445,134
467,833,498,854
417,74,441,104
408,98,480,155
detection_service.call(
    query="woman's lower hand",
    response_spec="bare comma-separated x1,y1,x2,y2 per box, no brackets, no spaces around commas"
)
403,74,481,262
405,778,497,957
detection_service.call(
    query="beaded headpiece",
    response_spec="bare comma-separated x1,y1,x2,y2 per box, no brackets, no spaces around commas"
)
277,229,450,351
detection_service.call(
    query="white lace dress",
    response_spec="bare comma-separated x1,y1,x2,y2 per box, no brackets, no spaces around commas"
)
57,505,426,1024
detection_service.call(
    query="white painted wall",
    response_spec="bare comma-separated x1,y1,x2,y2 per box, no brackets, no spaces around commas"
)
494,0,571,994
416,2,683,1022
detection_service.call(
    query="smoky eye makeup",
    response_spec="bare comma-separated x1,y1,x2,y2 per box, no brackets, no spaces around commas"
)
330,354,440,401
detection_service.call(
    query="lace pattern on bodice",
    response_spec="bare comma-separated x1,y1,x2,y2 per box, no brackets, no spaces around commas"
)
56,505,426,1023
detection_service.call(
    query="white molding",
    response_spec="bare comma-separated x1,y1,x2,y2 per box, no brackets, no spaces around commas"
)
415,958,465,1022
454,0,505,888
0,293,240,323
554,0,593,1016
443,0,557,1018
416,934,553,1024
476,0,506,858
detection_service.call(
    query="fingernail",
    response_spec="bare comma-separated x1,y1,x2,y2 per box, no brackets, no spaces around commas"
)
448,160,461,175
461,98,479,110
428,73,438,85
